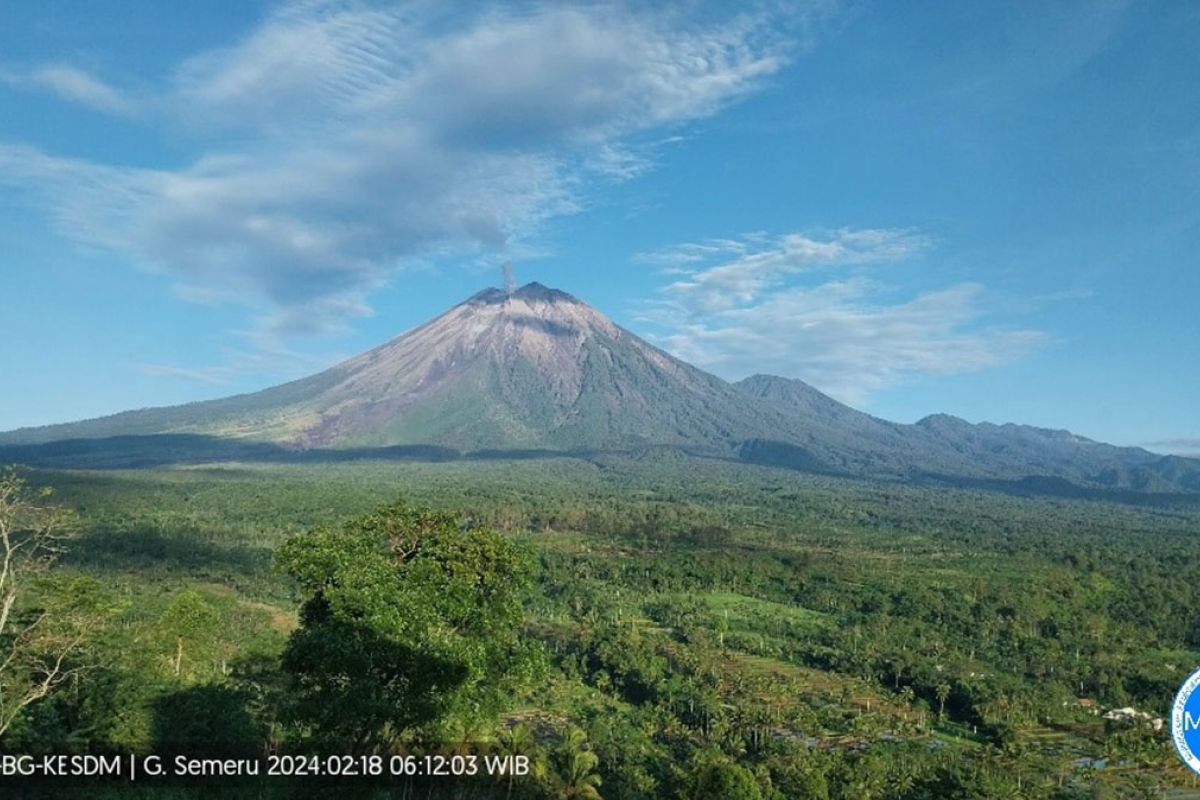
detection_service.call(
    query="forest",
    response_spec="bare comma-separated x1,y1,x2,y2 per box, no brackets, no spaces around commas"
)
0,454,1198,799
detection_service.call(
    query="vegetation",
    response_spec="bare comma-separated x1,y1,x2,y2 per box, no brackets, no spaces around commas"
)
0,469,111,737
276,501,542,750
0,455,1197,798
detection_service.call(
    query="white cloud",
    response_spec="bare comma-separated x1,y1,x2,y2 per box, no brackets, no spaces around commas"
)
0,0,808,352
641,228,930,313
2,64,135,115
640,229,1043,405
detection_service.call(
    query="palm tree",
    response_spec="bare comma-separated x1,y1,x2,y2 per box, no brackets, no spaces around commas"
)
497,723,536,800
889,760,916,796
846,756,887,800
554,727,603,800
1004,740,1036,793
981,774,1023,800
935,683,951,720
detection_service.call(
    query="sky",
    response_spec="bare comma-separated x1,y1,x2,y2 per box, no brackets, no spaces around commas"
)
0,0,1196,453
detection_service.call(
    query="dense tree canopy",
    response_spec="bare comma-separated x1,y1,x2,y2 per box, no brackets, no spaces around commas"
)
2,460,1196,798
275,500,543,751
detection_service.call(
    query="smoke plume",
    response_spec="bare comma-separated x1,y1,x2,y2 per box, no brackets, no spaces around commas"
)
501,261,516,294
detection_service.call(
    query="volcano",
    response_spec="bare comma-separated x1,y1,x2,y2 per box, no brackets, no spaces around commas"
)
2,282,1197,493
0,283,788,452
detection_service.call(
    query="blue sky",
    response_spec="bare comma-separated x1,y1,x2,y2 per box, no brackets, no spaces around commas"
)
0,0,1196,453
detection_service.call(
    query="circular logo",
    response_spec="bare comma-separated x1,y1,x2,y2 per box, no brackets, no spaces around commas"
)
1173,668,1200,775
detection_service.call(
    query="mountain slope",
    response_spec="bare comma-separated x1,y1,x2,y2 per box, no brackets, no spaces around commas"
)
2,283,1197,494
0,284,789,453
733,374,1199,492
911,413,1200,492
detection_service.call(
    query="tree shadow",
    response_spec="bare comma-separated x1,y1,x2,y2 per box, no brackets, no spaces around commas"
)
281,594,470,753
0,434,583,470
61,525,272,575
152,684,263,758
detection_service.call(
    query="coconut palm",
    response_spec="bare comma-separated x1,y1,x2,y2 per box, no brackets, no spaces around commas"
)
554,727,603,800
497,723,537,800
935,683,951,720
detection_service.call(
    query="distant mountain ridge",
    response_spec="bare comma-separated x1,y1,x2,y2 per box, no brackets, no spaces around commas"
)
2,282,1197,494
736,374,1200,493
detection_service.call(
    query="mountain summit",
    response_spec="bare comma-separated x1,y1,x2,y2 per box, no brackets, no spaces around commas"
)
1,283,782,452
2,283,1197,493
265,280,780,451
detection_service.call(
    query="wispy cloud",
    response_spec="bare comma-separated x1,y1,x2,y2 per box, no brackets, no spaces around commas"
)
639,229,1043,405
0,1,808,354
134,340,345,387
136,363,234,386
1144,437,1200,456
640,228,930,313
1,64,135,115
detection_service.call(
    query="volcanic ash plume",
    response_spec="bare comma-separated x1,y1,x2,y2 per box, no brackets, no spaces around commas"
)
502,261,516,295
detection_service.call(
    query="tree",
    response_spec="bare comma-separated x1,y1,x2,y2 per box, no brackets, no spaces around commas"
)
496,723,539,799
936,682,951,721
686,751,762,800
275,500,542,752
0,469,106,737
157,589,220,679
553,727,603,800
769,754,829,800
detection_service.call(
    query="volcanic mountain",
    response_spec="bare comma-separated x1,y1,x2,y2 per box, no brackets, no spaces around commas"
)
2,282,1197,494
1,283,787,452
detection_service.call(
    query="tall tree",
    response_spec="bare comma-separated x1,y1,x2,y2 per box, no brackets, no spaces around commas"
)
275,500,542,752
157,589,220,679
553,728,603,800
0,469,107,737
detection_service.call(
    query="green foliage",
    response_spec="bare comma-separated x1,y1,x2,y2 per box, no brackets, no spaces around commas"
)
3,459,1196,798
551,727,603,800
157,589,220,679
0,470,114,738
685,751,762,800
152,684,262,756
275,500,543,751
